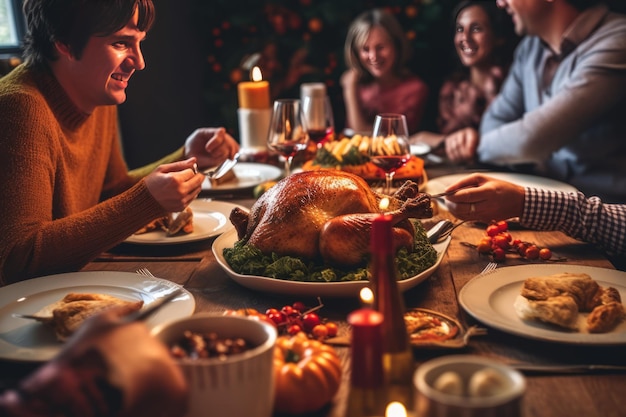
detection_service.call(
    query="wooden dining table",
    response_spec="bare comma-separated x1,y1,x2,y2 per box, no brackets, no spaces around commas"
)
1,161,625,417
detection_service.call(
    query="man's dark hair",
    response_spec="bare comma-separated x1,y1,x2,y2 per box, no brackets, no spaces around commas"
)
22,0,155,67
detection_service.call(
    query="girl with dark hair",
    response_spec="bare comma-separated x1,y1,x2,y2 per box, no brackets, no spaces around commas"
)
410,1,517,158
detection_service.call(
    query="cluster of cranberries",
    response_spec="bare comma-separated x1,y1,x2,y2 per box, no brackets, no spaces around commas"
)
225,299,339,341
476,220,553,262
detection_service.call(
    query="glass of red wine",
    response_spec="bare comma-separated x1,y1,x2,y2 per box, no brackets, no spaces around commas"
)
267,99,309,176
302,95,335,148
369,113,411,195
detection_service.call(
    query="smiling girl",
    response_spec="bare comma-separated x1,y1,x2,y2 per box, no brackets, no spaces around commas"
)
341,9,428,135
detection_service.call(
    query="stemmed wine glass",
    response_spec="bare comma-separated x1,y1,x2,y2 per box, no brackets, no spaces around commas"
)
267,99,309,176
302,95,335,148
368,113,411,195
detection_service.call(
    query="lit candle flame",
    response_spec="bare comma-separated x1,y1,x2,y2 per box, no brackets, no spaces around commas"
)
385,401,407,417
379,197,390,211
359,287,373,305
251,66,263,82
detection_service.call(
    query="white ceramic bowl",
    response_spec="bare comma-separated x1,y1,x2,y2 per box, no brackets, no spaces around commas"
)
413,354,526,417
151,313,277,417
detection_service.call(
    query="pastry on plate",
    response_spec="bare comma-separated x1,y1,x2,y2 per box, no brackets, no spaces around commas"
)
30,293,144,341
514,272,625,333
135,206,194,236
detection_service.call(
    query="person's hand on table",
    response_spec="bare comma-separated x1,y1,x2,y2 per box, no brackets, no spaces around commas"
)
144,158,204,212
444,127,479,163
444,173,525,222
3,307,188,417
184,127,240,169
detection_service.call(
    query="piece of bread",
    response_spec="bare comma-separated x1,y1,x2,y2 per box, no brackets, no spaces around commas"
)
586,287,625,333
520,272,599,308
515,272,625,332
135,207,194,236
209,166,237,186
33,293,144,341
514,294,579,330
134,217,168,234
166,206,194,236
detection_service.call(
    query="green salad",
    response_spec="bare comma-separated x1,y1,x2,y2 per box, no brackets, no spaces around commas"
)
223,220,438,282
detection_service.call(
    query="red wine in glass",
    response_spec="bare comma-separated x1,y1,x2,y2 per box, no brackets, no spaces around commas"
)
369,113,411,195
308,127,335,147
272,141,308,159
267,99,309,176
370,154,410,173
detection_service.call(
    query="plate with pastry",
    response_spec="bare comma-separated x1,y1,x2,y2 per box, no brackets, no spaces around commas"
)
201,162,281,192
0,271,195,362
126,199,247,245
459,264,626,345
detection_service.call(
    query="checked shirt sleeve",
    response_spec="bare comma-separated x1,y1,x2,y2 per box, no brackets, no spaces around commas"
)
520,188,626,257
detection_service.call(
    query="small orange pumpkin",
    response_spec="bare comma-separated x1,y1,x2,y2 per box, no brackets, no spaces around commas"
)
273,332,342,414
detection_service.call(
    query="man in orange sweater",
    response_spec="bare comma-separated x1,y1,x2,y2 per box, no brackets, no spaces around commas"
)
0,0,239,285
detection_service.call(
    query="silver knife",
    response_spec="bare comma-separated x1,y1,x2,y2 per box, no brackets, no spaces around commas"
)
511,363,626,374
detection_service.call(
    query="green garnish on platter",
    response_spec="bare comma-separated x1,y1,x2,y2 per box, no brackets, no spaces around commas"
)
223,220,437,283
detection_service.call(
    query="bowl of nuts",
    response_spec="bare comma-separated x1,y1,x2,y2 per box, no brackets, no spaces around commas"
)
151,313,277,417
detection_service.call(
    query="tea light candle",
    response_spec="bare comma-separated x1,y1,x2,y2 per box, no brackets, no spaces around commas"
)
385,401,416,417
237,66,271,151
360,286,374,308
379,197,390,212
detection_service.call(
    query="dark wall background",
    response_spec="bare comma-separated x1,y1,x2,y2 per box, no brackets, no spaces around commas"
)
118,0,211,167
119,0,462,168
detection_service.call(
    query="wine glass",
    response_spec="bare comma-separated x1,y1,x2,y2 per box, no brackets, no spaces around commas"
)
369,113,411,195
267,99,309,176
302,95,335,148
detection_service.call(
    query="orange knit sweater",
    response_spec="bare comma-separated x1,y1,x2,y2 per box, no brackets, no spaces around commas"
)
0,64,183,285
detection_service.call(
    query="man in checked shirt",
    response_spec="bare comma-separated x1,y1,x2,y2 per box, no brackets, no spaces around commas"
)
442,173,626,269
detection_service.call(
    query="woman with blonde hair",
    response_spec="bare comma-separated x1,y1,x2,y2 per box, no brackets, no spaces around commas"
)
341,8,428,134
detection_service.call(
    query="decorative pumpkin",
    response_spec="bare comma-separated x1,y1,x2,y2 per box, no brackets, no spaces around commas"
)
273,332,342,414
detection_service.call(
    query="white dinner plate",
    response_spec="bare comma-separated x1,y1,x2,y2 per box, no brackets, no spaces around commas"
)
459,264,626,345
0,271,195,362
126,199,245,245
424,172,578,195
201,162,281,192
410,142,432,156
212,228,451,297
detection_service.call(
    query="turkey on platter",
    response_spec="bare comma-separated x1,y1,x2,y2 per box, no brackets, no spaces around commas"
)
229,170,433,267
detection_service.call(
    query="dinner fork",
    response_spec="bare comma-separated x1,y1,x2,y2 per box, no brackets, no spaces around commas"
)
136,268,155,277
131,268,184,323
480,262,499,275
428,184,478,199
123,287,183,323
427,219,469,244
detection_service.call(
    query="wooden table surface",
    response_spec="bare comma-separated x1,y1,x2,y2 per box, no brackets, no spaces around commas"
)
2,162,625,417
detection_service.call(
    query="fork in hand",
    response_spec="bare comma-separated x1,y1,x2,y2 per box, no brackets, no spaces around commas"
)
428,184,478,199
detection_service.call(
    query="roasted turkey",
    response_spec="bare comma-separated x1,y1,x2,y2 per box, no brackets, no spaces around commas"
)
229,170,433,267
